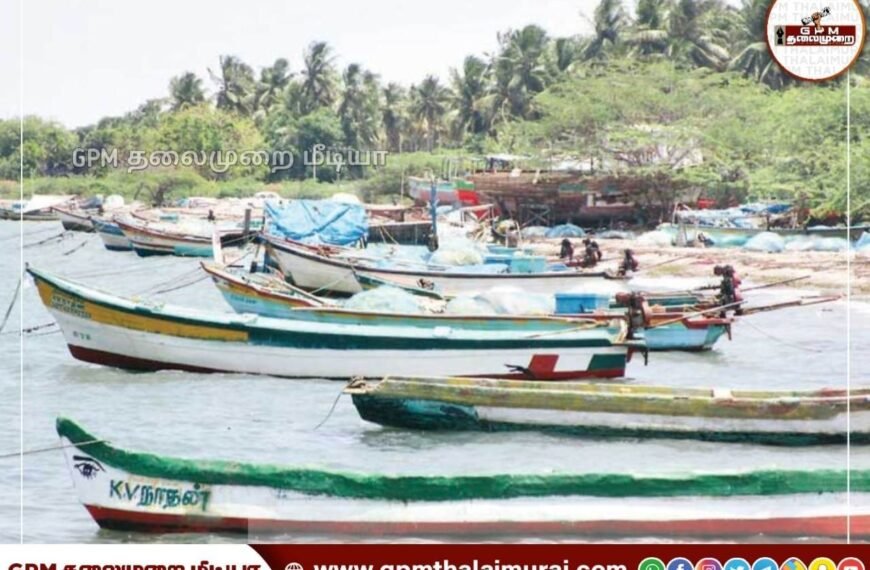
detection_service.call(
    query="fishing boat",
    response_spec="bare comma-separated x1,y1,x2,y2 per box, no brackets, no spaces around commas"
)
52,205,96,232
347,376,870,446
0,195,73,221
92,217,133,251
203,263,730,352
28,267,632,380
262,233,623,296
57,416,870,537
659,222,870,246
115,216,249,257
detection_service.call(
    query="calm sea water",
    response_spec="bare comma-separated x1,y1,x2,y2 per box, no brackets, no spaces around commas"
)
0,220,868,543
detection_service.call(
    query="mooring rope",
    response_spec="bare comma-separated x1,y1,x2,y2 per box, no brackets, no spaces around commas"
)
0,277,21,333
0,439,105,460
741,318,827,354
23,231,69,248
61,240,89,256
0,322,57,336
314,382,352,430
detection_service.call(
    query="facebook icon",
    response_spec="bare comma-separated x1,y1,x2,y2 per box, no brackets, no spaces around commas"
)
669,558,693,570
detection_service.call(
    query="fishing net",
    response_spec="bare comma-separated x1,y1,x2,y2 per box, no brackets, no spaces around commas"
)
343,286,424,314
545,224,586,238
743,232,785,253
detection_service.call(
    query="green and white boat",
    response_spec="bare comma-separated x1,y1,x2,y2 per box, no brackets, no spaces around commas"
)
347,376,870,446
57,417,870,537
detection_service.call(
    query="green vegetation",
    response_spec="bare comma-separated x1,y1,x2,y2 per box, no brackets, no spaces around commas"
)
1,0,868,216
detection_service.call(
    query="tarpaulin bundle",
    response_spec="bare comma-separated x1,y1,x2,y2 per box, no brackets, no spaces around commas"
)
265,199,369,246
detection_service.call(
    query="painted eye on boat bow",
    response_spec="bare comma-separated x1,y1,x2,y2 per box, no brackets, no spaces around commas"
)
72,455,104,479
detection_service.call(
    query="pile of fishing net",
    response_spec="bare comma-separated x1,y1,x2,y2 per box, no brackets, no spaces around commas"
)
521,226,550,239
636,230,674,247
784,236,849,252
343,286,425,314
428,237,488,266
743,232,785,253
545,224,586,239
445,287,554,315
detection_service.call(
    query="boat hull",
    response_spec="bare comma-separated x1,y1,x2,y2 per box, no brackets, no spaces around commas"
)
58,418,870,538
265,237,621,296
348,377,870,446
54,208,95,232
117,220,215,257
92,218,133,251
30,268,628,380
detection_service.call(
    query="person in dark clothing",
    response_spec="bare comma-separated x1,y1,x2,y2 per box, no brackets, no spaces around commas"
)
559,238,575,261
618,249,639,276
714,264,744,316
580,236,602,268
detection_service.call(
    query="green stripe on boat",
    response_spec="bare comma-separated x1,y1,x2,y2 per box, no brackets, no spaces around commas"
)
58,417,863,500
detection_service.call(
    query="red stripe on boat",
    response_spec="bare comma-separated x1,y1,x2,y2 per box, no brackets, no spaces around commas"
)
84,505,862,538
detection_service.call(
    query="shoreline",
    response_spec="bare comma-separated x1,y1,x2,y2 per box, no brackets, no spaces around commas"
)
528,238,867,299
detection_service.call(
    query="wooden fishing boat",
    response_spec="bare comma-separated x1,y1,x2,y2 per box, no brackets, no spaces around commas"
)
116,217,219,257
660,222,870,245
52,205,96,232
262,233,624,296
348,376,870,446
57,416,870,537
29,267,632,380
203,263,728,352
92,217,133,251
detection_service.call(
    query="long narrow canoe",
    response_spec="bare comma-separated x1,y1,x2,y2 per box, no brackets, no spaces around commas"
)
203,263,728,351
58,417,870,537
262,233,625,296
28,267,631,380
347,376,870,446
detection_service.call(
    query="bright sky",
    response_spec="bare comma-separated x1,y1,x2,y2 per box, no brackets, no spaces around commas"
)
1,0,609,128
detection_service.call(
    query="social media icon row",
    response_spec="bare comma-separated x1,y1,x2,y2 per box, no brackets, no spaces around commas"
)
639,557,865,570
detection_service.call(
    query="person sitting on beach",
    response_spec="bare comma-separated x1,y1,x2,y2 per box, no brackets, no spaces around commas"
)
580,237,602,268
618,249,639,276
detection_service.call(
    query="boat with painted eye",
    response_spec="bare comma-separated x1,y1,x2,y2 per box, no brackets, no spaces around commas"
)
202,262,730,352
346,376,870,446
261,233,625,296
57,416,870,537
28,266,633,380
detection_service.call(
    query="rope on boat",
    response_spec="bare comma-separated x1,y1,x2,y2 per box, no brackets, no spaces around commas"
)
0,277,22,334
0,439,105,460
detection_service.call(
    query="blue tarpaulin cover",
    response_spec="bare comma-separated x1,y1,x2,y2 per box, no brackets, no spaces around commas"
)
265,199,369,245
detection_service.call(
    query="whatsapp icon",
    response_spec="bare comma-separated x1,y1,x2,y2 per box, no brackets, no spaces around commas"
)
640,559,667,570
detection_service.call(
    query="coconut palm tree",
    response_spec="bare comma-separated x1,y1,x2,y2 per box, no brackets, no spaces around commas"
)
582,0,627,60
209,55,256,115
339,64,381,147
255,58,292,113
665,0,732,70
382,83,406,152
168,72,205,111
728,0,793,87
411,75,449,152
301,41,338,113
450,55,491,137
493,24,551,119
552,37,580,73
626,0,670,57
